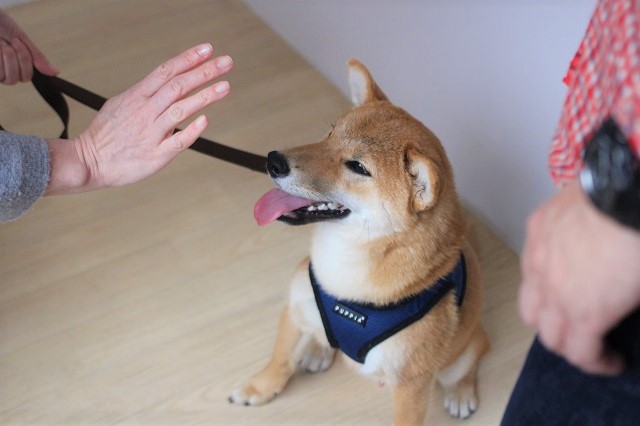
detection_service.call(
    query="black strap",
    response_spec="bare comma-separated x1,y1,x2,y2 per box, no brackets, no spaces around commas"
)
1,69,267,173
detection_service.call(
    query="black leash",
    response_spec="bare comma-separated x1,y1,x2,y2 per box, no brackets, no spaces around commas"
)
1,69,267,173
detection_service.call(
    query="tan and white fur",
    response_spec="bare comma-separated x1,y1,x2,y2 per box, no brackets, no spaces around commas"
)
230,60,489,426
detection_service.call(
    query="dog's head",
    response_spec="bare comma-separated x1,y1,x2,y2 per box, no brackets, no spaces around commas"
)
254,59,458,238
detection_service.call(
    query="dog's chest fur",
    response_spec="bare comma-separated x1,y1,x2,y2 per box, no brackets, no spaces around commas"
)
310,226,374,302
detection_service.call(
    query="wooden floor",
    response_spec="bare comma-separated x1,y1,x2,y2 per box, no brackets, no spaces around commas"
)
0,1,533,424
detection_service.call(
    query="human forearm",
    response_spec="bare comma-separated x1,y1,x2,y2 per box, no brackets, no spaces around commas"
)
0,131,49,221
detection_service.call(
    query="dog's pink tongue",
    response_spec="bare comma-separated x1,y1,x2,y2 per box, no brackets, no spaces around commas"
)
254,189,313,226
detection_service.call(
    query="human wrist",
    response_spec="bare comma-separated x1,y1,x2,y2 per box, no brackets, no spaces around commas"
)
580,118,640,232
44,136,93,195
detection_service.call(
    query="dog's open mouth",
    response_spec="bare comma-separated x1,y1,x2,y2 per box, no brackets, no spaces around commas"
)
254,189,351,226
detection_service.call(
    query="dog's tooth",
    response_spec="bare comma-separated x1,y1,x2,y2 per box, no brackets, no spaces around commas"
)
327,203,338,210
307,205,317,211
318,204,328,211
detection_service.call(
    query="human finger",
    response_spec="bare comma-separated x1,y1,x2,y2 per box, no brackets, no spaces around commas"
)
150,55,233,115
518,244,545,327
564,328,624,375
155,80,230,134
1,40,19,85
11,38,33,82
134,43,214,97
518,278,542,327
537,307,566,353
518,220,548,327
159,114,209,154
17,33,59,76
0,44,5,82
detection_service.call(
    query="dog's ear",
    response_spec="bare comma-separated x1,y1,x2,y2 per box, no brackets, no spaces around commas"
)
406,148,442,212
348,59,388,107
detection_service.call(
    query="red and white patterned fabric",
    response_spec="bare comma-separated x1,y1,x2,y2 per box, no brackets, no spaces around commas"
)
549,0,640,185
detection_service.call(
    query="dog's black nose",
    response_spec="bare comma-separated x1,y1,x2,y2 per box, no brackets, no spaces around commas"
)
267,151,290,178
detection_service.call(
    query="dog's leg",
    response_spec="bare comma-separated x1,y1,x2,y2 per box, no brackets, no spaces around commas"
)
229,306,307,406
299,337,336,373
391,375,433,426
436,323,489,419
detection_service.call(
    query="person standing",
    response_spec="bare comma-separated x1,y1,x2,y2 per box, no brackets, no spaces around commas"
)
503,0,640,424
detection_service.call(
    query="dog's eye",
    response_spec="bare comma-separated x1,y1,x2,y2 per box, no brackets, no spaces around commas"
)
345,160,371,177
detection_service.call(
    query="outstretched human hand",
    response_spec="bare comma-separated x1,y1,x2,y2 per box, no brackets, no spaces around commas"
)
0,8,59,84
519,180,640,375
45,43,233,194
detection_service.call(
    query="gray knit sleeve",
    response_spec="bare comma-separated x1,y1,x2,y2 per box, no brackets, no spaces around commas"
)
0,131,50,222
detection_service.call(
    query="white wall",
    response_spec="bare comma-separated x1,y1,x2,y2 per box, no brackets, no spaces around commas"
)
243,0,596,250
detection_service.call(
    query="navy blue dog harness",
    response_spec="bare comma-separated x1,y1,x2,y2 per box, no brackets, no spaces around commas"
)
310,255,467,364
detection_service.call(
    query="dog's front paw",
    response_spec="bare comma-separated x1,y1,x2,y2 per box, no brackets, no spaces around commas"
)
299,342,336,373
229,372,289,406
228,383,280,407
443,386,477,419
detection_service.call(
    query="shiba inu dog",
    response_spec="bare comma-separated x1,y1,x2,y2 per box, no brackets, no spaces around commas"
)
229,60,489,425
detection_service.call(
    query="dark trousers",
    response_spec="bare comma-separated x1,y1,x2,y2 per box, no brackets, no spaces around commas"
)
502,309,640,426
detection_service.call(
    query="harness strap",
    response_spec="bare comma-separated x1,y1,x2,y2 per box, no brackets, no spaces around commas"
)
309,254,467,364
1,70,268,173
